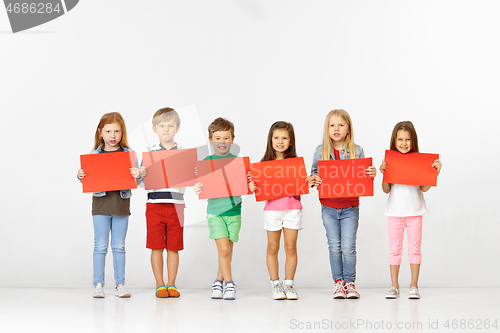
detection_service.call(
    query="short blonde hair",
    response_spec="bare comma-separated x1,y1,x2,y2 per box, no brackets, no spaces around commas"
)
152,107,180,127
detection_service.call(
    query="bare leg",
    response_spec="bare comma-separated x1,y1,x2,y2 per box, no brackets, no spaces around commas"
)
267,230,282,280
410,263,420,289
151,249,165,288
283,228,298,280
215,237,233,281
166,250,179,286
390,264,400,290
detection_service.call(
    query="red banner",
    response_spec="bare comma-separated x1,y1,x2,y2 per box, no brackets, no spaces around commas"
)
142,149,197,189
80,151,137,193
250,157,309,202
383,150,439,186
318,158,373,198
196,157,251,199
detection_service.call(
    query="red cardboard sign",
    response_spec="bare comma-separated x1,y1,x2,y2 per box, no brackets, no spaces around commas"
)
196,157,251,199
318,158,374,198
383,150,439,186
142,149,197,189
80,151,137,193
250,157,310,202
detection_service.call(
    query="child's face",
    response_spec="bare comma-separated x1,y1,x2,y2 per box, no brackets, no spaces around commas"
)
395,130,412,154
272,129,290,157
153,119,179,146
209,130,234,156
99,122,122,151
328,115,349,143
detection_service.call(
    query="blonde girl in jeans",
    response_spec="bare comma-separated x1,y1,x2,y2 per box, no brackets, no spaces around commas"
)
310,109,376,299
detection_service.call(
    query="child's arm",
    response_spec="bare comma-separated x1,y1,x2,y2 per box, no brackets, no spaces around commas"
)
77,169,86,180
139,166,147,178
421,159,442,192
194,183,203,195
380,160,391,193
306,175,321,187
247,171,257,193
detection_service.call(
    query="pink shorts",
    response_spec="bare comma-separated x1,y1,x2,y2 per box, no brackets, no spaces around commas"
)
388,216,422,265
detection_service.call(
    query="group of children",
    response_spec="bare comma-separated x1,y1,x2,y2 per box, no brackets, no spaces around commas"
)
77,108,442,301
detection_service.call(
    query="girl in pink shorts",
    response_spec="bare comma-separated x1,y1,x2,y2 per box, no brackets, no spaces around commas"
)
380,121,442,299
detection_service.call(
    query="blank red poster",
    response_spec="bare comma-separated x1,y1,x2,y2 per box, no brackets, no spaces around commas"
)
250,157,310,202
80,151,137,193
383,150,439,186
196,157,251,199
318,158,374,198
142,149,197,190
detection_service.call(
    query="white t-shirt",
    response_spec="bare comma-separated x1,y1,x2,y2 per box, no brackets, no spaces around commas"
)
385,184,427,217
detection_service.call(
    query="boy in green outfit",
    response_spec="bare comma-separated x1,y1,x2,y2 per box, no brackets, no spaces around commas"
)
194,117,241,300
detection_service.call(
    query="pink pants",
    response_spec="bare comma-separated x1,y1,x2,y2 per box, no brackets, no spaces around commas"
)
388,216,422,265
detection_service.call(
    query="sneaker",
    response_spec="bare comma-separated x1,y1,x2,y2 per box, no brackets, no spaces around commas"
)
223,281,236,300
115,285,131,298
283,280,298,300
93,283,105,298
271,280,286,300
345,282,360,299
409,287,420,299
386,286,400,299
333,279,346,299
211,280,223,299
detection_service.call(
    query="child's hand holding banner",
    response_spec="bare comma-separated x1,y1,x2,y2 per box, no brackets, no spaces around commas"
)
80,151,137,193
383,150,439,187
250,157,309,202
318,158,374,198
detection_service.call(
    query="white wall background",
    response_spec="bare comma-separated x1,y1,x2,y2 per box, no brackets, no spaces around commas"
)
0,0,499,289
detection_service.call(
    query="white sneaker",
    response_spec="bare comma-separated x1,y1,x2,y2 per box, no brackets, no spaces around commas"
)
409,287,420,299
115,285,131,298
271,280,286,300
386,286,400,299
211,280,223,299
93,283,105,298
333,280,346,299
223,281,236,300
345,282,360,299
283,280,298,300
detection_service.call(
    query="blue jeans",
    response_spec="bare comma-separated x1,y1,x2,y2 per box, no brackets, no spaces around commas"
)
321,205,359,283
92,215,129,286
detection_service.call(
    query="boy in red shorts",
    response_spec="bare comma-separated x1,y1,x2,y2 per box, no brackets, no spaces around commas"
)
139,107,186,298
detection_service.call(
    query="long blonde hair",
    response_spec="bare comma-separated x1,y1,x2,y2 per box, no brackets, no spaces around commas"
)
321,109,355,160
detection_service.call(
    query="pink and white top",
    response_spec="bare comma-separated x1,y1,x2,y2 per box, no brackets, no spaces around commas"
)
264,196,303,211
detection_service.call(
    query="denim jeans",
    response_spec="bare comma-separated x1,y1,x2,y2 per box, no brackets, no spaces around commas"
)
92,215,129,286
321,205,359,283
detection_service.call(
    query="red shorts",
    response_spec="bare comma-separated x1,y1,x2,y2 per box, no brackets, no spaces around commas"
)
146,203,184,251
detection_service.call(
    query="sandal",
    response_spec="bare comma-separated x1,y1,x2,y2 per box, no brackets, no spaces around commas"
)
155,285,169,298
166,285,180,298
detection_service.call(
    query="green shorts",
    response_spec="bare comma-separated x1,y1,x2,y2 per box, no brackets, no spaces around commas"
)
207,214,242,242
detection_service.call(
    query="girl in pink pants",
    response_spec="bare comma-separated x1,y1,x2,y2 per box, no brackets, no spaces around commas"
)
380,121,442,299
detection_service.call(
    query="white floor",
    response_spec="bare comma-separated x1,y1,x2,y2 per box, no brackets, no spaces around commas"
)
0,287,498,333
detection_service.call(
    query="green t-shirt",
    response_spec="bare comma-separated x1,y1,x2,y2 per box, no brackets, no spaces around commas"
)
204,153,242,216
